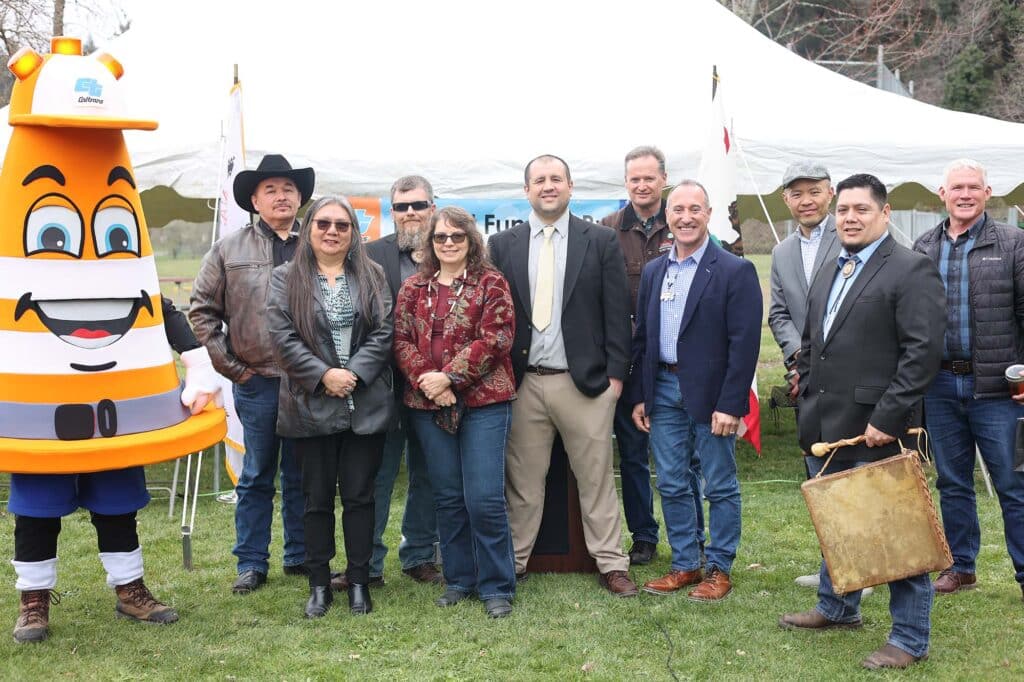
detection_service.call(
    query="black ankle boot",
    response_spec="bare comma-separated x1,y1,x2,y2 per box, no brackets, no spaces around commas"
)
348,583,372,615
305,586,333,618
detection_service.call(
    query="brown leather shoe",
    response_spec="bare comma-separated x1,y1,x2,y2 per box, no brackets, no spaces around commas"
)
932,569,976,594
778,608,863,630
114,579,179,624
13,589,56,644
861,644,927,669
687,567,732,602
403,563,443,584
643,569,703,595
598,570,639,598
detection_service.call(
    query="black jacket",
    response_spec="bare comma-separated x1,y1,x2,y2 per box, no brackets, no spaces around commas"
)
267,263,394,438
798,237,945,462
913,213,1024,398
488,214,630,397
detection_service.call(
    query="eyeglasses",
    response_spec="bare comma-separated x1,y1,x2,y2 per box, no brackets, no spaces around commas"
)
432,232,467,245
314,219,352,232
392,201,431,213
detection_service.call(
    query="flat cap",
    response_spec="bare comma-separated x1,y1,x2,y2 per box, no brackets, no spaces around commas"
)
782,161,830,189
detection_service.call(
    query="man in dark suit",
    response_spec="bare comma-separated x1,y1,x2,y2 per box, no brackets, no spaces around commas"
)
629,181,762,602
488,154,638,596
353,176,441,589
779,174,945,671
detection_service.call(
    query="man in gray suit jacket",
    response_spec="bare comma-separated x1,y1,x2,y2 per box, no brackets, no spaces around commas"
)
768,162,841,589
769,162,839,377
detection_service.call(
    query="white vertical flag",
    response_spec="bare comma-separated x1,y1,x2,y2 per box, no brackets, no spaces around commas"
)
697,67,761,454
215,81,247,486
697,68,739,244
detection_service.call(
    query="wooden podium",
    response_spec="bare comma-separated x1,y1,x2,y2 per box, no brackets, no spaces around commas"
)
526,436,598,574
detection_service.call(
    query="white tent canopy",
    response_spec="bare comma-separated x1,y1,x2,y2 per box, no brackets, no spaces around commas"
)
2,0,1023,206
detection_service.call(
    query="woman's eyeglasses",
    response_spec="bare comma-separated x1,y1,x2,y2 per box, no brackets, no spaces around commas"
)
432,232,468,245
314,219,352,233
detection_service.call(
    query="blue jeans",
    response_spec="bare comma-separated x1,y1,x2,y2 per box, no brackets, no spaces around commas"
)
807,455,933,658
924,370,1024,583
412,403,515,600
370,399,438,577
648,370,739,574
232,375,304,574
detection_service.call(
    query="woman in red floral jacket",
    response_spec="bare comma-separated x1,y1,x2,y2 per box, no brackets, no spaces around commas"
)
393,206,517,618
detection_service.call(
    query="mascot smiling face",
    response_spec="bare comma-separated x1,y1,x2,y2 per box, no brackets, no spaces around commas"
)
0,38,225,473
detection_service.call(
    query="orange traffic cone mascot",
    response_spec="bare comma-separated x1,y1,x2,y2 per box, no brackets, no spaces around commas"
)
1,38,226,643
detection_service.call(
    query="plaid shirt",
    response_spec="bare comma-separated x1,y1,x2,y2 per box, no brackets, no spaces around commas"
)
938,217,983,360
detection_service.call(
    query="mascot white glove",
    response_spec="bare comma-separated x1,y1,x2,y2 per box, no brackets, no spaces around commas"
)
180,346,224,415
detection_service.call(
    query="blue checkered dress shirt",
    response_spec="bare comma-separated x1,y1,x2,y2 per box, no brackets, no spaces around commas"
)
659,239,709,363
938,217,983,360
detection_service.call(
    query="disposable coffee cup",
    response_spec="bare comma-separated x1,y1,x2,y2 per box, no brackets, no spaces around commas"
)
1006,364,1024,397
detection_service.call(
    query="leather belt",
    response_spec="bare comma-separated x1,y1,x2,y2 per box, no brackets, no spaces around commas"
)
941,360,973,375
658,362,678,373
526,365,568,376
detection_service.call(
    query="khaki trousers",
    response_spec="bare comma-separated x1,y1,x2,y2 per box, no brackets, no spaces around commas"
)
505,372,628,574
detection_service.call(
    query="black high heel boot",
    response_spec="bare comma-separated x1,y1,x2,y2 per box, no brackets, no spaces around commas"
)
347,583,372,615
305,586,333,618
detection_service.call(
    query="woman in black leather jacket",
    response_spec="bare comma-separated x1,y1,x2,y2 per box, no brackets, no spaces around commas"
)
267,195,393,619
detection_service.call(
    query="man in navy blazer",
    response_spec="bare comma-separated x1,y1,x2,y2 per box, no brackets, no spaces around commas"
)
629,180,761,601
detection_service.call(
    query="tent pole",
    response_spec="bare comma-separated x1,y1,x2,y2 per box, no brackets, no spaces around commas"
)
733,136,780,244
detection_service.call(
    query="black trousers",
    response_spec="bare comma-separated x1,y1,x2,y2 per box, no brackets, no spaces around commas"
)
295,430,385,587
15,512,139,562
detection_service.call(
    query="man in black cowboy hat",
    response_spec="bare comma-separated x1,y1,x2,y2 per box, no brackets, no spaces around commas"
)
190,153,315,594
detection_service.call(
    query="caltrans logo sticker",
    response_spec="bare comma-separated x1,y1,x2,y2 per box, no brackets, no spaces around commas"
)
74,77,104,105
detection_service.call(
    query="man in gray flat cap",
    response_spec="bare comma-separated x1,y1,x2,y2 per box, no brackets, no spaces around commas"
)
768,161,840,588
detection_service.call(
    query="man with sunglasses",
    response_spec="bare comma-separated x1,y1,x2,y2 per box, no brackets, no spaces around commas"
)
190,153,313,594
345,175,442,590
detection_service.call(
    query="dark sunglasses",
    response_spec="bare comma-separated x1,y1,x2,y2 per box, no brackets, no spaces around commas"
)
392,200,431,213
432,232,468,245
314,219,352,232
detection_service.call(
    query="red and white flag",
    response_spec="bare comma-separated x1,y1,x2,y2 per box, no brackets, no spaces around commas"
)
214,82,247,485
697,67,761,454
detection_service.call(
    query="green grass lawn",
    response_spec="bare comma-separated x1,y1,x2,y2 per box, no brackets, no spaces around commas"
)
1,255,1022,679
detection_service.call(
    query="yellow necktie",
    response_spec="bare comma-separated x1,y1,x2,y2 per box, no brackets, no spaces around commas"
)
532,225,555,331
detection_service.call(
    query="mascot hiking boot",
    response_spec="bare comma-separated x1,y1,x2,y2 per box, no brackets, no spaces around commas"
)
13,589,57,644
114,579,179,624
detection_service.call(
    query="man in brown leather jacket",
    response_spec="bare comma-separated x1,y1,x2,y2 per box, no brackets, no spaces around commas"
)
189,154,314,594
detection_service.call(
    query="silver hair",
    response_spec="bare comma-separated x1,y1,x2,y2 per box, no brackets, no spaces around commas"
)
943,159,988,188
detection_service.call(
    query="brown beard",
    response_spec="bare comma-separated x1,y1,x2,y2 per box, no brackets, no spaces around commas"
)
397,229,421,252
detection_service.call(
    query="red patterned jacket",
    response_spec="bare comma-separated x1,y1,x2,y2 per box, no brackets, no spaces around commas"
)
394,267,516,410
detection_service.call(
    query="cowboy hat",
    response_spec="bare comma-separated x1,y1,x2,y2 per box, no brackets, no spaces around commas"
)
233,154,315,214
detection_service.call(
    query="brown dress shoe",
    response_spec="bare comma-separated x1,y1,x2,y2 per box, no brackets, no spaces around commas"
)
861,643,927,669
598,570,639,598
778,609,863,630
643,569,703,595
114,579,179,624
687,567,732,602
403,563,443,584
932,569,976,594
13,589,57,644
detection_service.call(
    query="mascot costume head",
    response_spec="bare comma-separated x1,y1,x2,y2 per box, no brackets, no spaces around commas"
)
0,37,225,474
